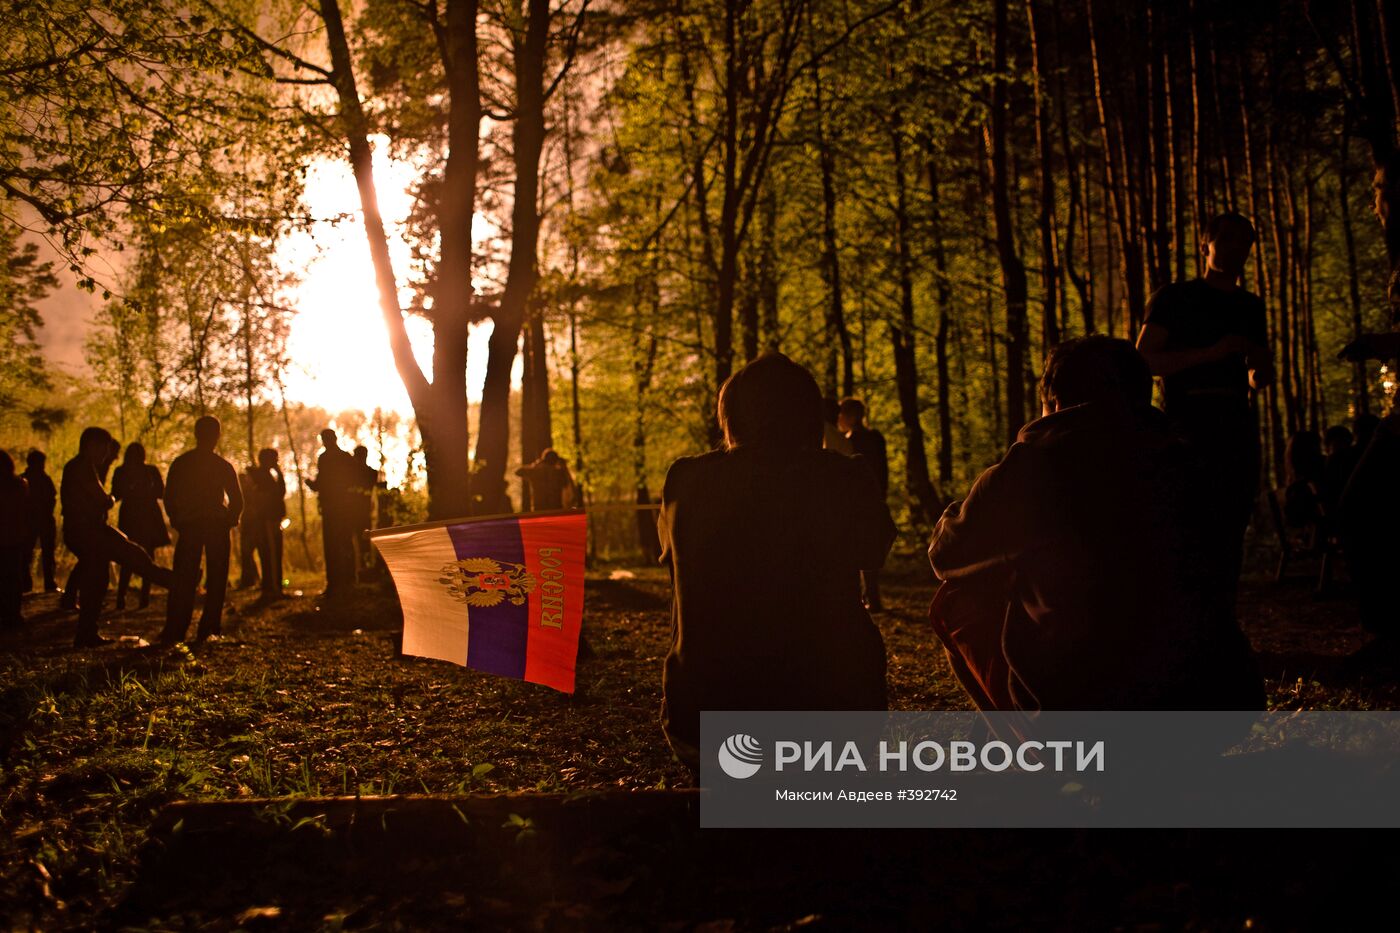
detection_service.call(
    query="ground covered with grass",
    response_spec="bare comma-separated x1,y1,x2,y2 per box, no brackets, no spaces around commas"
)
1,544,1398,929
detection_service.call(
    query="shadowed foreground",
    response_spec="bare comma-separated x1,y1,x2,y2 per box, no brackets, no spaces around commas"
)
2,554,1398,928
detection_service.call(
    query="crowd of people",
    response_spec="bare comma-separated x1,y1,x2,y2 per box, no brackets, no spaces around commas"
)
2,202,1397,763
656,210,1398,771
0,419,386,647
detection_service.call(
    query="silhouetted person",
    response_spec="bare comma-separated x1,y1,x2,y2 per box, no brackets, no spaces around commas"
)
515,449,576,512
308,429,355,598
658,353,897,770
822,397,853,455
237,468,262,590
838,397,889,612
1354,412,1381,451
0,452,29,629
249,448,286,602
1136,212,1274,603
349,446,377,573
62,427,174,647
1322,425,1356,515
111,443,170,610
1337,153,1400,645
62,437,123,611
20,450,57,594
160,416,242,646
929,337,1262,712
1283,431,1325,531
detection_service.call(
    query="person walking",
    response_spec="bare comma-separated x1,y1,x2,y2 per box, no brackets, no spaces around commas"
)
61,428,174,647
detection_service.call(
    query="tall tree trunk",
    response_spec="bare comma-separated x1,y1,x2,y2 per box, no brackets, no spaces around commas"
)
1049,0,1090,332
473,0,550,513
1188,0,1206,273
758,184,779,353
889,121,943,524
275,371,314,570
1265,132,1298,435
1026,0,1060,352
1087,0,1146,332
991,0,1030,442
925,155,955,486
1340,126,1372,415
320,0,472,519
519,307,552,510
813,49,854,397
634,274,659,501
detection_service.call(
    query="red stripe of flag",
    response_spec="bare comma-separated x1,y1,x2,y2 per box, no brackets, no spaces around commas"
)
519,513,588,692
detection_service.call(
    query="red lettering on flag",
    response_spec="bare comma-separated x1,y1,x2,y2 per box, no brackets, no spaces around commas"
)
519,513,587,692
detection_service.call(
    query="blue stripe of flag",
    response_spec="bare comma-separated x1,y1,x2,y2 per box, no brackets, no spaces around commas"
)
448,519,529,679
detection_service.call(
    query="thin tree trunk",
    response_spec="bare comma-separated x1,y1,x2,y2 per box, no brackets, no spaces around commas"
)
992,0,1030,441
1340,126,1372,415
813,46,854,397
1087,0,1146,332
1027,0,1060,352
926,155,956,486
275,372,314,571
889,121,943,524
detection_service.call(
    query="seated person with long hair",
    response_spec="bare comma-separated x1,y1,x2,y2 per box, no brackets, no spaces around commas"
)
928,336,1262,712
658,353,898,770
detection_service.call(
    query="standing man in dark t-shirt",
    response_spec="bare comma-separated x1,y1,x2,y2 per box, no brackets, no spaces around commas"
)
1136,211,1274,602
160,416,243,646
839,397,890,612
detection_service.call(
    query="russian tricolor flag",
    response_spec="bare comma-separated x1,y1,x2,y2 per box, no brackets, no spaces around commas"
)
370,511,588,693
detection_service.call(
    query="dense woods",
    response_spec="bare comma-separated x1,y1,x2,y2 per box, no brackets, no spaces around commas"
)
4,0,1399,538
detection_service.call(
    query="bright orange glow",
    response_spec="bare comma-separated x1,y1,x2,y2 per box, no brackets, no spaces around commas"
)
279,138,498,418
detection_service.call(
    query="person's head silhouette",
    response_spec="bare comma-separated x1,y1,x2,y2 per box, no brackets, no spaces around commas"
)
836,397,868,434
1324,425,1353,457
1202,212,1256,282
353,445,368,464
78,426,114,462
258,448,279,469
194,416,221,452
123,442,146,466
320,429,338,450
1040,336,1153,414
718,353,823,452
26,450,45,470
0,450,14,480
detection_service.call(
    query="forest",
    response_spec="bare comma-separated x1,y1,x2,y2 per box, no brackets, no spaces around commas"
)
5,0,1397,545
11,2,1400,928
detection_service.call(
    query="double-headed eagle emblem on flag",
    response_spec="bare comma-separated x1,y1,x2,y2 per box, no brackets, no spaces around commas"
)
438,558,538,607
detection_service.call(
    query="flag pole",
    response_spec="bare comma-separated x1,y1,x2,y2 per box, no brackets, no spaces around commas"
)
368,503,660,539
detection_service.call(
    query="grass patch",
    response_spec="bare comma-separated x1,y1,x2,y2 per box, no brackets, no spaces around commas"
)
0,551,1393,926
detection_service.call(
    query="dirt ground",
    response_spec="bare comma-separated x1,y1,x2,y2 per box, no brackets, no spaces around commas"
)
1,542,1398,929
